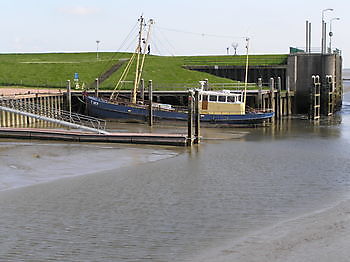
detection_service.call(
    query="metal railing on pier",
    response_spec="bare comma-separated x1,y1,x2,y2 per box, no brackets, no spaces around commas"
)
0,97,107,134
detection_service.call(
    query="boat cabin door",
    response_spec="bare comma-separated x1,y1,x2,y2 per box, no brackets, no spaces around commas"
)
202,95,208,110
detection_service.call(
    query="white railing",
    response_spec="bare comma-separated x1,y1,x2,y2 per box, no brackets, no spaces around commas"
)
0,97,108,134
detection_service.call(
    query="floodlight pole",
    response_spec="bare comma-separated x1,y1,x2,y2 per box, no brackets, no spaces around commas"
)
96,40,100,60
329,17,340,53
321,8,333,54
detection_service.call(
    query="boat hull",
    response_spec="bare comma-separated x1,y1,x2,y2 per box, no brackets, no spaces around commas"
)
85,96,274,125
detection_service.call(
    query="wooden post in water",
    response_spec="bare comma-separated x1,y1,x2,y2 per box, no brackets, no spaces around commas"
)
277,77,282,118
194,89,200,144
67,80,72,117
95,78,99,97
140,78,145,103
187,90,194,145
257,78,263,110
269,78,275,121
286,76,292,116
148,80,153,126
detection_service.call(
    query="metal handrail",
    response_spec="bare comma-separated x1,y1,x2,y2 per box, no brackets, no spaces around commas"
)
0,97,107,132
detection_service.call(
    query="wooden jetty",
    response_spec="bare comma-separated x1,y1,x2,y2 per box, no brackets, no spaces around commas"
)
0,88,193,146
0,128,189,146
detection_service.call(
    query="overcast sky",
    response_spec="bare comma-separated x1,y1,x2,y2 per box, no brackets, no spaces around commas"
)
0,0,348,67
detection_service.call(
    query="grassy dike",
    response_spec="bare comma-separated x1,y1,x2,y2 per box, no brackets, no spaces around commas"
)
0,52,288,90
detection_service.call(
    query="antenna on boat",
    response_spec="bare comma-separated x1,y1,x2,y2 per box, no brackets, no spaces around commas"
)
109,16,154,102
131,18,155,104
243,37,250,106
131,15,145,104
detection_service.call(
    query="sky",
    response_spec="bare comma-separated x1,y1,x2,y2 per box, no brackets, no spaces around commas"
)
0,0,349,67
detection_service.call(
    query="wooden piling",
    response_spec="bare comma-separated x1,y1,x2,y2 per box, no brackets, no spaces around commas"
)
67,80,72,116
269,78,275,121
148,80,153,126
194,89,200,144
187,90,194,145
140,78,145,103
257,78,263,110
95,78,99,98
286,76,292,116
277,77,282,119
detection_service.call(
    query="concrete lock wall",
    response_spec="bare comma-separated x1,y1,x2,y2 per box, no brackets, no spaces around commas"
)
287,53,342,114
186,53,342,116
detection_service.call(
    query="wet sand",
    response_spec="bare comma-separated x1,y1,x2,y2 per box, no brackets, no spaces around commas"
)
194,198,350,262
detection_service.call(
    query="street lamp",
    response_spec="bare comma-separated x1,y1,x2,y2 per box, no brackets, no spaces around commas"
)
321,8,333,54
96,40,100,60
329,17,340,53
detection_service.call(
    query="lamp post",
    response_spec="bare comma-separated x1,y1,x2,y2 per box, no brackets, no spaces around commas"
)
329,17,340,53
96,40,100,60
321,8,333,54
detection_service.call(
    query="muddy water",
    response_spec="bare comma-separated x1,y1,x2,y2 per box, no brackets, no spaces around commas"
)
0,80,350,261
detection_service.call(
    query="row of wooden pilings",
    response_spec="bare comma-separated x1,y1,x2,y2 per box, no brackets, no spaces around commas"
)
257,77,293,121
145,80,200,145
0,94,64,127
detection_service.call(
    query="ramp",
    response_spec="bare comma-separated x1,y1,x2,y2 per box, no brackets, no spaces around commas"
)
0,97,108,134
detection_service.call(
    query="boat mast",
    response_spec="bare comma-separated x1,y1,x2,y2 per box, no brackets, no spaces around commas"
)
243,37,250,106
135,19,154,93
131,15,145,103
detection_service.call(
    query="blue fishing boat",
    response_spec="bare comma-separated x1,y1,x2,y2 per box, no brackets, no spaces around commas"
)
85,16,274,125
85,89,274,125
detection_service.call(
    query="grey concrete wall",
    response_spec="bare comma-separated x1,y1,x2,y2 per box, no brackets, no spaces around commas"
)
287,53,342,114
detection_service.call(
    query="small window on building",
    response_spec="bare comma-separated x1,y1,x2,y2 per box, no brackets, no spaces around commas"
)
209,95,217,102
218,96,226,102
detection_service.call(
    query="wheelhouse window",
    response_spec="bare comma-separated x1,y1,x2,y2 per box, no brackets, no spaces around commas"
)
227,96,236,103
218,96,226,102
209,95,217,102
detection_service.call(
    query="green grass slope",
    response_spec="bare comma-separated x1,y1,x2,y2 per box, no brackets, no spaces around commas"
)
0,52,288,90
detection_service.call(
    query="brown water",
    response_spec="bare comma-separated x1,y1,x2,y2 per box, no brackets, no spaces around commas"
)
0,81,350,261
